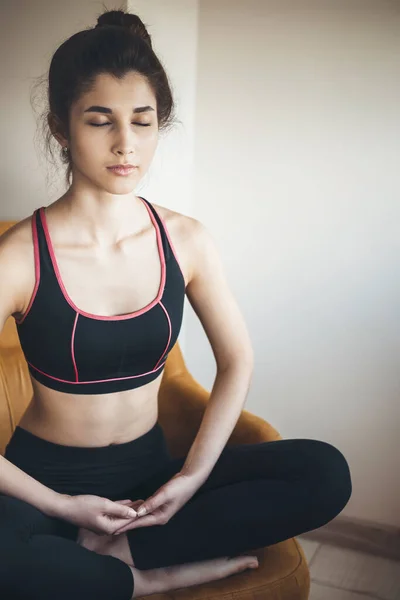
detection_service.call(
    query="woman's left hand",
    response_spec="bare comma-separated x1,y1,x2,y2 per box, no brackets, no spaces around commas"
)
112,471,205,535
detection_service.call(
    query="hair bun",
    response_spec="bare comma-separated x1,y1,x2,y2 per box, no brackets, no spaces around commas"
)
95,10,152,47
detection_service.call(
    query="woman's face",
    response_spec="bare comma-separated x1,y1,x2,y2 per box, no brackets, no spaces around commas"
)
64,71,159,195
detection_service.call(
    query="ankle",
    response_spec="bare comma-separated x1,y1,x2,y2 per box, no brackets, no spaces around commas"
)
101,534,135,566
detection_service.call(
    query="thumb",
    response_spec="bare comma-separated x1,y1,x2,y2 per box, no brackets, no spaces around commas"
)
105,500,137,518
136,490,165,516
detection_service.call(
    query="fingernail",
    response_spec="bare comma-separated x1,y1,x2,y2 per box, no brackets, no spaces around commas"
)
128,509,137,517
137,507,146,516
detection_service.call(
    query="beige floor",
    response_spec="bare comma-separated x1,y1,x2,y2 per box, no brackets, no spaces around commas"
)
297,537,400,600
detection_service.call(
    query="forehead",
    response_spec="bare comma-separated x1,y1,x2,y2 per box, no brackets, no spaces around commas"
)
74,72,156,115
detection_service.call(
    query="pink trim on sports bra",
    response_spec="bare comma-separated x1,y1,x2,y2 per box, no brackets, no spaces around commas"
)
27,359,167,385
71,312,79,382
153,301,172,370
15,212,41,325
40,197,167,321
149,204,185,281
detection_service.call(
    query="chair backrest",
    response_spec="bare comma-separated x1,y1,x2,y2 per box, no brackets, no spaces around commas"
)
0,221,16,237
0,218,188,454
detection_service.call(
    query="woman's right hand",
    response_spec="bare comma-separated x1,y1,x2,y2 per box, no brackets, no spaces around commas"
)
57,493,141,535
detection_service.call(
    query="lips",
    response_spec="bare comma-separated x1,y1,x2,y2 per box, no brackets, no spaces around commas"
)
107,165,138,176
107,164,137,168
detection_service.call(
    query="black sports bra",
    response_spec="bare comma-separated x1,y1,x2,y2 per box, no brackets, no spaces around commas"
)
14,197,186,394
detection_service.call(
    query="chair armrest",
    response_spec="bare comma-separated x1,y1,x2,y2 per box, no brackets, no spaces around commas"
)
158,371,282,459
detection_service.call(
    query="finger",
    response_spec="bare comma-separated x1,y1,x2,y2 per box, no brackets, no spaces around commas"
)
136,489,168,517
113,512,161,534
108,500,144,526
113,499,144,508
105,500,137,518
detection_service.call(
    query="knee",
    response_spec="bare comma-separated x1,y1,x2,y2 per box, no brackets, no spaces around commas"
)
299,439,353,522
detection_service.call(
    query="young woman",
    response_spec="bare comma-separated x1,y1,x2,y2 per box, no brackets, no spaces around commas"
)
0,9,352,600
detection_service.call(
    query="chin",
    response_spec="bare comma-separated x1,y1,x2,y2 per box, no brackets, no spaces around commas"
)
100,176,138,193
108,185,137,196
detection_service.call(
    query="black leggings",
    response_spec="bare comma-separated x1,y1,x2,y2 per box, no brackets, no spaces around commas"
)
0,421,352,600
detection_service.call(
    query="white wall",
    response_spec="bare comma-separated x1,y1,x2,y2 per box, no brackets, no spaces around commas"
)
186,0,400,528
1,0,399,528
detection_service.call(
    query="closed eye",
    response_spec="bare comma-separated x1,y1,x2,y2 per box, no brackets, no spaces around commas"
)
89,123,151,127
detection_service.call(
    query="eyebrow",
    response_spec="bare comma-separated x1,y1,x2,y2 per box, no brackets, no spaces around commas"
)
83,105,155,114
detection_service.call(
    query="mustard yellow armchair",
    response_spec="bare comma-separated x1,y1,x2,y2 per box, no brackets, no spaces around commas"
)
0,220,310,600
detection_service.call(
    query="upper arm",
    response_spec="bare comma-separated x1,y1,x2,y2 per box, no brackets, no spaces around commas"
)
185,219,254,372
0,221,34,332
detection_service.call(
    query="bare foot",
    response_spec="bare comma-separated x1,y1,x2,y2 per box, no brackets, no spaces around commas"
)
77,527,134,565
132,555,259,597
78,528,259,598
76,527,110,552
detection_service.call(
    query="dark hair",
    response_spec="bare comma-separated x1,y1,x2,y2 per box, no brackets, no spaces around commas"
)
32,8,176,188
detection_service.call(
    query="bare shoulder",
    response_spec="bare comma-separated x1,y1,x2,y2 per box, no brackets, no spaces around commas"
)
152,202,199,241
151,202,203,287
0,214,32,242
0,215,37,319
0,215,34,267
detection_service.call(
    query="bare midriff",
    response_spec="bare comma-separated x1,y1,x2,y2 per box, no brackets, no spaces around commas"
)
17,373,163,447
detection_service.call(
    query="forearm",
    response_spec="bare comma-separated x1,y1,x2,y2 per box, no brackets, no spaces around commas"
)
0,454,67,517
180,362,253,481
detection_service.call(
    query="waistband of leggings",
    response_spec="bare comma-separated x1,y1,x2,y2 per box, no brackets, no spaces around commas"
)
6,421,165,462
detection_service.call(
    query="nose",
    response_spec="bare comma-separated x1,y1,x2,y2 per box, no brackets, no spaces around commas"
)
116,148,134,157
115,144,135,157
113,126,137,157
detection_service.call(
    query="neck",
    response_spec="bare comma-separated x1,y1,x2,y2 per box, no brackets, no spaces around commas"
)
54,189,147,246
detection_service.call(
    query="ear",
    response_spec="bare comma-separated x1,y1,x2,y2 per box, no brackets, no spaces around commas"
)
48,113,68,148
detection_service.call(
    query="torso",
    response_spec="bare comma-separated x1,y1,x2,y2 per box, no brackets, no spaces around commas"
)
11,196,193,447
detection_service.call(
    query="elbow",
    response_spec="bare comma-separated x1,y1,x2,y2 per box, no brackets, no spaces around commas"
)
217,349,254,377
